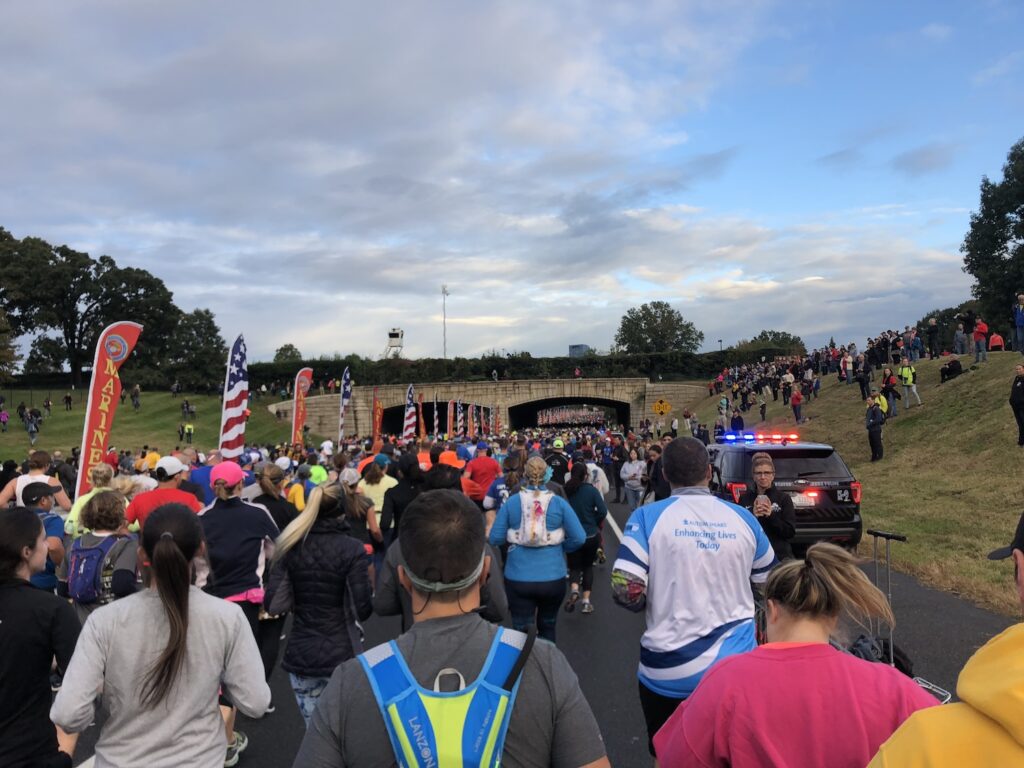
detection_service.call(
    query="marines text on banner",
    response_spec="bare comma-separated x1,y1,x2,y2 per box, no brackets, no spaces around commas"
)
76,321,143,498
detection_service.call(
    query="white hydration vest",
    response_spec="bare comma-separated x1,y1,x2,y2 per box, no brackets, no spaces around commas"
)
507,490,565,547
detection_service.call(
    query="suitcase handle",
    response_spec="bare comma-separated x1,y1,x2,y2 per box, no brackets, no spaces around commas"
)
866,529,907,543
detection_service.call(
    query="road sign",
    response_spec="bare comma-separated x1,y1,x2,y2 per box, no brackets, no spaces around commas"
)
652,398,672,416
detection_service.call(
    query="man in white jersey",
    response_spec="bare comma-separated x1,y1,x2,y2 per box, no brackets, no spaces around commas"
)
611,436,777,753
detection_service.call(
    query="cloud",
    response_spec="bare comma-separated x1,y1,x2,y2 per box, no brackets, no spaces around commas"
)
0,2,972,361
972,50,1024,84
920,23,952,42
890,142,957,177
816,147,862,168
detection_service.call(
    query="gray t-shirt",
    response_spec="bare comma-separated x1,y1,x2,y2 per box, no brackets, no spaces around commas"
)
51,586,270,768
293,614,606,768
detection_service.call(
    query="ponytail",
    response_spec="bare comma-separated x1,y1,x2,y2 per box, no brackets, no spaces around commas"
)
764,542,894,629
139,504,203,708
259,464,285,497
523,456,548,498
564,462,587,498
274,484,324,561
213,479,240,501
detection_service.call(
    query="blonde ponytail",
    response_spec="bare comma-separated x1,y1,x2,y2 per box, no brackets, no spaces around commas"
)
765,542,894,629
274,482,343,561
524,456,548,498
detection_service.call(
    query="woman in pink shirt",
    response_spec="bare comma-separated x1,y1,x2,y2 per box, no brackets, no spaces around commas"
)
653,543,938,768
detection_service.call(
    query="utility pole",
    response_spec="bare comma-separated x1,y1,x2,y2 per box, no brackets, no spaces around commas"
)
441,284,450,360
718,339,723,351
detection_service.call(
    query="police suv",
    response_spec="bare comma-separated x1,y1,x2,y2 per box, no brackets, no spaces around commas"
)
708,431,863,556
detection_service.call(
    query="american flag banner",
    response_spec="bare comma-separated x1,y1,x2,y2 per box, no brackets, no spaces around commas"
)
337,366,352,444
432,391,439,437
219,335,249,459
456,399,464,437
402,384,417,442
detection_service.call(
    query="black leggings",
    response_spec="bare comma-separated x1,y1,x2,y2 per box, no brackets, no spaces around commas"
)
238,600,286,683
505,578,565,643
567,535,600,593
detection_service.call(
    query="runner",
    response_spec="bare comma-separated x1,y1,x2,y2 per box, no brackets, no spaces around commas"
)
61,491,138,624
51,504,270,768
195,461,279,754
125,456,203,530
264,483,372,727
653,543,938,766
563,463,608,615
611,436,777,753
488,456,586,642
0,507,80,768
292,489,611,768
0,450,72,510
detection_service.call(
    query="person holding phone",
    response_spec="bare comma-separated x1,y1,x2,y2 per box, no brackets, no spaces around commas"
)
737,452,796,560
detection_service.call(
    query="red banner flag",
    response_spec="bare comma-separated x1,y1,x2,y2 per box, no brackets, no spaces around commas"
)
495,407,502,435
291,367,313,446
76,321,143,498
417,393,426,440
467,402,475,439
447,400,455,437
372,387,384,446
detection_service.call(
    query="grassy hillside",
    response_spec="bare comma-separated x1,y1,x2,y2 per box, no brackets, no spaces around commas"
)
690,353,1024,615
0,390,332,460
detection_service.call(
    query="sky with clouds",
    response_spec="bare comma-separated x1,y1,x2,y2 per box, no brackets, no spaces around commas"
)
3,1,1023,362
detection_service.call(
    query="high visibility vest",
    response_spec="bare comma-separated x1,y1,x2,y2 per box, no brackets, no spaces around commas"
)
360,628,533,768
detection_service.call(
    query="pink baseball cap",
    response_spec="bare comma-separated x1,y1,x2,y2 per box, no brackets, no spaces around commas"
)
209,461,245,489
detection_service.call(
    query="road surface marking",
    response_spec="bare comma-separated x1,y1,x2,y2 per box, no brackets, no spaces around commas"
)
605,508,624,542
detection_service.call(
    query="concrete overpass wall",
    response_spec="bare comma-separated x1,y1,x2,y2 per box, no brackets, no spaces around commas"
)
270,378,705,438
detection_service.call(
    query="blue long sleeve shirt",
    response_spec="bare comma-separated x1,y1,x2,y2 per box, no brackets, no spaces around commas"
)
489,488,586,582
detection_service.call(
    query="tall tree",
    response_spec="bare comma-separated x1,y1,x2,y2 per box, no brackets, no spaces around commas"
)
962,136,1024,328
274,343,303,362
163,309,228,390
735,329,806,355
0,231,178,386
614,301,704,354
0,308,19,382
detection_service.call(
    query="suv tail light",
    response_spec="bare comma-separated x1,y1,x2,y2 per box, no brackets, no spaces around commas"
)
726,482,747,503
851,481,862,505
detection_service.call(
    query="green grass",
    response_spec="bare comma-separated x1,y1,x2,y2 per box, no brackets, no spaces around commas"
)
690,353,1024,615
0,389,329,460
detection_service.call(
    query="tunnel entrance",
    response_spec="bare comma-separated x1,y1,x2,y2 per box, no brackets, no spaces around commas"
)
382,403,442,436
508,397,630,431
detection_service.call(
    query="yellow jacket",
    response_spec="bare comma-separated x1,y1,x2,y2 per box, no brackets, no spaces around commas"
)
868,623,1024,767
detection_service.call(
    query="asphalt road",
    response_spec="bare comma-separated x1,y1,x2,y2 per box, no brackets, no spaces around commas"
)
72,497,1015,767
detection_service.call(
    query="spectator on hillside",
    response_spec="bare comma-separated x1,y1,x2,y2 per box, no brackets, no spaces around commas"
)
1013,293,1024,355
897,357,922,410
953,323,968,355
989,331,1005,352
926,318,940,359
940,355,963,384
974,317,990,363
868,512,1024,766
1010,362,1024,448
880,367,901,418
730,410,745,432
790,387,804,424
866,392,885,462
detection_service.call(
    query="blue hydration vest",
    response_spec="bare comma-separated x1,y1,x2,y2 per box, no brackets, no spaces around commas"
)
359,627,535,767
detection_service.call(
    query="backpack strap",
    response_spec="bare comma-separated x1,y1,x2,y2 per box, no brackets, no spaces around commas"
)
500,625,537,691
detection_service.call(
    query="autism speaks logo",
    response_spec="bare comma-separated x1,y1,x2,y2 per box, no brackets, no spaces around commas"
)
104,334,130,363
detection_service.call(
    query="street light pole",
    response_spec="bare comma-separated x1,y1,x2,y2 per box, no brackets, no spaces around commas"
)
718,339,723,351
441,284,450,360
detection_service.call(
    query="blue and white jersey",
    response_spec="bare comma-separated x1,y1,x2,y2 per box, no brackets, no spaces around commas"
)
613,487,777,699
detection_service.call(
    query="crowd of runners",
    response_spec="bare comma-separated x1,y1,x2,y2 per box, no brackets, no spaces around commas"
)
2,341,1024,766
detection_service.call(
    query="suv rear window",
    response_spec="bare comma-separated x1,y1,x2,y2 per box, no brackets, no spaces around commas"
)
731,448,852,480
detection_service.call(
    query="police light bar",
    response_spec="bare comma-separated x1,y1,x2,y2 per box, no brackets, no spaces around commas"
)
718,431,800,444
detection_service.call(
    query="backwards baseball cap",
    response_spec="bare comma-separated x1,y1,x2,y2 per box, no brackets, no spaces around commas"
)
553,438,565,449
988,512,1024,560
155,456,187,479
274,456,293,473
209,461,245,489
437,450,466,469
22,482,59,506
476,441,489,451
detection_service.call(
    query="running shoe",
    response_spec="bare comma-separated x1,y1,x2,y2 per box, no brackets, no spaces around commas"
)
564,590,580,613
595,548,606,565
225,730,249,767
50,672,63,692
581,601,594,614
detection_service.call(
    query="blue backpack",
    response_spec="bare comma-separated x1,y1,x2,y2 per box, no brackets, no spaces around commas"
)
68,534,135,604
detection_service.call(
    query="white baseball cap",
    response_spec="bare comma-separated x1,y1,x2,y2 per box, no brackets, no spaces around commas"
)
155,456,187,478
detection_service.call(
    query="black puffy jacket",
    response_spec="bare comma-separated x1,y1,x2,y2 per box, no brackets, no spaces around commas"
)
270,517,372,678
